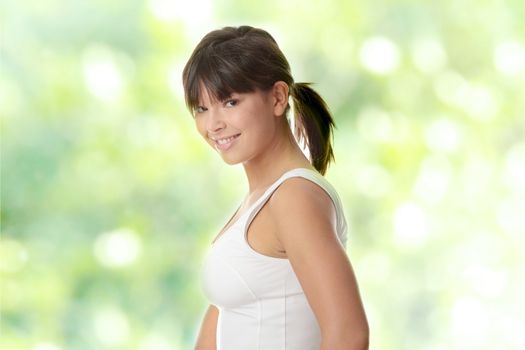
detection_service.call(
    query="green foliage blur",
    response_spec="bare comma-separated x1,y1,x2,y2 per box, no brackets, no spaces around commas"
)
2,0,524,349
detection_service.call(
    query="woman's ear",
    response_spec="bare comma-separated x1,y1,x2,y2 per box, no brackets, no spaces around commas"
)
271,81,289,117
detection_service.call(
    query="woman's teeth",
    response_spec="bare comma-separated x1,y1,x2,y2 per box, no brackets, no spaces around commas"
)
217,134,240,145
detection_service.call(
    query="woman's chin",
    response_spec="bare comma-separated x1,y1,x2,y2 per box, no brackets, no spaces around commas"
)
221,156,242,165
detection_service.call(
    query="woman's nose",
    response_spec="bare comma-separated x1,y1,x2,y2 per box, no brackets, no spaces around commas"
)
206,110,226,133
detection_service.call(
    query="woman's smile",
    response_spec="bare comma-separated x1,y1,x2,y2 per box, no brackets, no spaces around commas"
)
211,133,241,151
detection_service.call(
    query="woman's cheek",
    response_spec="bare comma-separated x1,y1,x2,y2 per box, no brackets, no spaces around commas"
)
195,119,206,138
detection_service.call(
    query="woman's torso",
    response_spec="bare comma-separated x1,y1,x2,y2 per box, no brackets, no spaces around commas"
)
200,167,348,350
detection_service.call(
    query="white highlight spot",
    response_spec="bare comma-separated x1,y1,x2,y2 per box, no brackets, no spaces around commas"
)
93,307,130,347
451,297,488,339
82,46,124,102
393,202,428,246
359,37,401,74
94,228,142,268
463,84,499,121
424,118,462,153
494,40,525,76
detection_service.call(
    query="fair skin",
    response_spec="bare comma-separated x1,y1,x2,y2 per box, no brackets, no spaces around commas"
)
193,81,369,349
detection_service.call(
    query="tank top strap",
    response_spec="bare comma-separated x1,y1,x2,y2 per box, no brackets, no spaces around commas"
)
244,168,348,243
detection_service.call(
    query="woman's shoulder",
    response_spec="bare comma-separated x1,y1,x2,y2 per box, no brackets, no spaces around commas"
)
267,174,337,227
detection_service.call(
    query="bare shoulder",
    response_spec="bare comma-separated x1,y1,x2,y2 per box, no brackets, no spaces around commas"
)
266,176,368,343
267,176,337,237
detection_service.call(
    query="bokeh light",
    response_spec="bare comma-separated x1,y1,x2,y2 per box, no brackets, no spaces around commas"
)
359,36,401,75
494,40,525,76
93,228,142,268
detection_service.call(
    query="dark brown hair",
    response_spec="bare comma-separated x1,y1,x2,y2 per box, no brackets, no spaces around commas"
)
182,25,335,175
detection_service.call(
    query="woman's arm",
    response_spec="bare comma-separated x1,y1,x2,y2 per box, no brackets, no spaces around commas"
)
269,178,369,350
194,304,219,350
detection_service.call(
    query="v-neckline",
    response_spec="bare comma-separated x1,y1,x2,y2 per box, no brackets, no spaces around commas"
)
211,193,268,245
210,175,280,245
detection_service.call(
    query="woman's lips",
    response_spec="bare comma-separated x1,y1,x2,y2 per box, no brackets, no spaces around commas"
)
213,133,241,151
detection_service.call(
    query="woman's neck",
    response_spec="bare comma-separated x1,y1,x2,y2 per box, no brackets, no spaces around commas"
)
242,122,313,194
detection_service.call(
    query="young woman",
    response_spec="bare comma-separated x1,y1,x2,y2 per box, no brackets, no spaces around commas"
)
183,25,368,350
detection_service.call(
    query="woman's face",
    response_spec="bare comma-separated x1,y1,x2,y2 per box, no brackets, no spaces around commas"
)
193,84,287,165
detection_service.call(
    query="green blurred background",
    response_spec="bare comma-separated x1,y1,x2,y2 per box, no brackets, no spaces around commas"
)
1,0,524,349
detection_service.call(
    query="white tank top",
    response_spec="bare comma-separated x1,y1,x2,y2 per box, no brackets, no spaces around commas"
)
200,168,348,350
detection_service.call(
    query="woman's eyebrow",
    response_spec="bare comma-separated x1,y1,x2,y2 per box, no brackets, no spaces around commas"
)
220,93,238,101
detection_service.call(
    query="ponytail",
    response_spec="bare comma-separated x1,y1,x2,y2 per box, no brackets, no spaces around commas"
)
290,83,336,175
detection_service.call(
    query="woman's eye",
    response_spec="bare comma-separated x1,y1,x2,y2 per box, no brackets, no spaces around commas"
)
195,106,207,114
224,99,238,107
